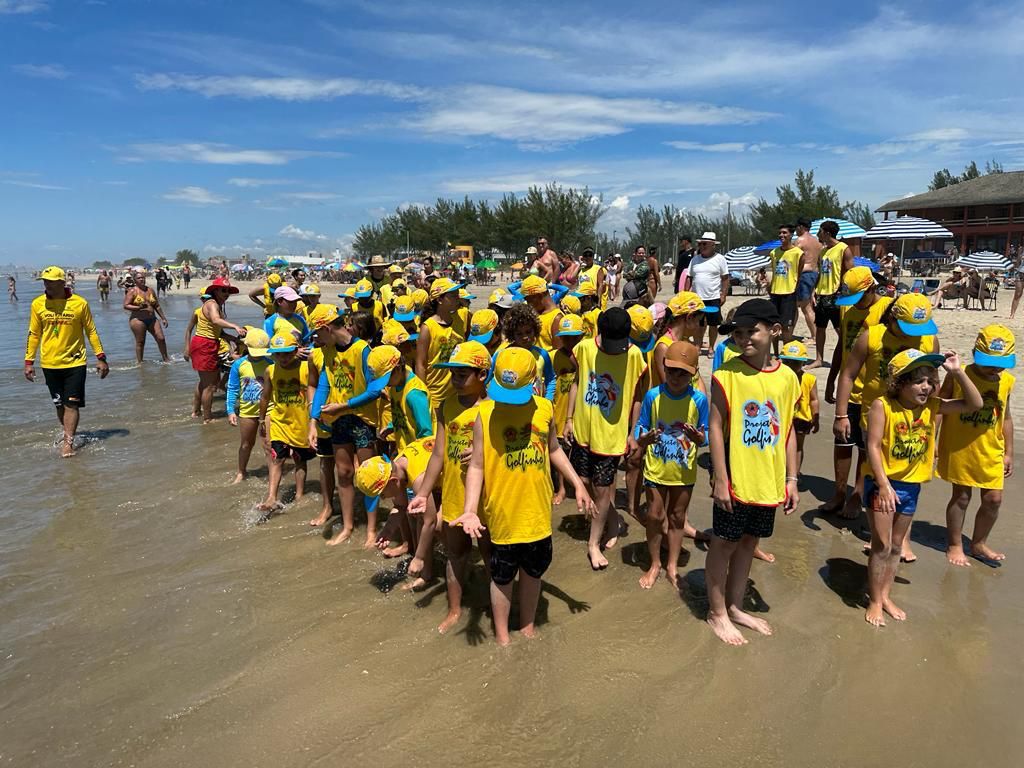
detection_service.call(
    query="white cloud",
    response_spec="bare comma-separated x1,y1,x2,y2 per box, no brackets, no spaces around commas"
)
279,224,328,241
608,195,630,210
441,166,595,194
136,73,424,101
227,177,298,187
905,128,969,142
279,191,341,201
12,63,67,79
666,141,752,153
203,243,268,255
163,186,229,205
0,1,47,14
119,142,345,166
2,178,68,190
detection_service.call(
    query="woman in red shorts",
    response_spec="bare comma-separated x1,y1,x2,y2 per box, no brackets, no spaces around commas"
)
190,277,245,423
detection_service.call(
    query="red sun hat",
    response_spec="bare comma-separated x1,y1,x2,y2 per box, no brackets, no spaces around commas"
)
204,277,239,295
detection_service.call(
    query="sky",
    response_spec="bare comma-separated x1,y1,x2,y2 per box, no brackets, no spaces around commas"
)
3,0,1024,266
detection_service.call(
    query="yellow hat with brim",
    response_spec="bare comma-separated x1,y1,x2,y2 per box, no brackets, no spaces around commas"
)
299,283,320,296
468,308,499,344
627,304,656,352
354,278,374,299
309,303,343,330
458,288,474,301
892,293,938,336
242,326,271,357
392,295,418,322
667,291,713,317
37,266,66,281
835,266,876,306
570,282,597,298
354,455,392,514
435,340,492,370
974,324,1016,368
411,288,428,308
487,346,536,404
778,340,810,361
556,314,585,337
388,264,404,275
367,344,403,386
429,277,463,301
381,318,416,346
269,334,298,354
521,274,549,297
887,348,945,379
267,273,284,287
560,295,581,315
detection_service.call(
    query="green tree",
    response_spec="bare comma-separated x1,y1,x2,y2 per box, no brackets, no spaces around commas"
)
123,257,148,267
175,248,198,264
749,169,874,240
928,159,1004,190
91,260,114,269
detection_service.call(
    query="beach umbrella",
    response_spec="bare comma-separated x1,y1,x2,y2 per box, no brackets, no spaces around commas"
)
754,239,781,252
266,257,289,268
862,216,953,242
726,246,770,271
342,262,361,273
325,261,341,269
230,263,251,272
854,257,881,271
954,251,1012,271
476,259,499,269
510,262,525,270
810,217,866,240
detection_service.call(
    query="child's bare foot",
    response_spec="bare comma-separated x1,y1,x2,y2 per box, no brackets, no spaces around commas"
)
60,440,76,458
728,607,773,636
947,544,971,567
496,634,512,647
362,535,377,550
408,556,425,578
837,498,861,520
326,527,353,546
438,609,462,634
309,508,331,526
882,598,906,621
754,547,776,563
665,568,680,589
603,535,618,550
401,576,429,591
900,543,917,563
707,613,748,645
552,490,565,506
970,542,1006,562
865,602,886,627
190,411,200,419
256,499,281,513
639,564,660,589
295,490,305,501
588,547,609,570
381,542,409,558
231,471,247,485
521,625,539,640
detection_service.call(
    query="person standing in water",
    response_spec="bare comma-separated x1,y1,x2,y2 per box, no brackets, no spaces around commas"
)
9,275,18,302
123,268,170,363
24,266,110,457
188,278,246,423
96,270,111,302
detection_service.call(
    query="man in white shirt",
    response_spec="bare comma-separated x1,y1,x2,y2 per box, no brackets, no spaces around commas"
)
684,231,730,354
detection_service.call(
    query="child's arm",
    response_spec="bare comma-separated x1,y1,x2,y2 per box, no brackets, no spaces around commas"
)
564,378,578,442
688,390,710,447
248,284,267,310
809,380,820,433
406,388,434,439
540,349,556,400
633,389,657,449
414,322,431,383
936,352,984,415
833,331,868,441
258,370,272,449
1004,392,1014,478
225,359,242,424
866,399,896,515
182,311,197,358
626,371,647,457
453,416,486,538
549,422,596,517
784,425,799,514
409,414,446,515
709,378,732,512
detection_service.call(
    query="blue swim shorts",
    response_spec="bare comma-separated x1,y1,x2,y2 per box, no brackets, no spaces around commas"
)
864,477,921,517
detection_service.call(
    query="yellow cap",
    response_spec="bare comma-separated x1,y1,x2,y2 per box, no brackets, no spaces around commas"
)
891,293,937,336
381,318,413,346
458,288,473,301
560,295,581,315
667,291,707,317
242,326,271,357
887,348,945,379
392,294,417,321
556,313,585,337
468,308,499,343
411,288,428,309
437,340,492,370
269,333,298,353
974,324,1016,368
627,304,654,340
391,278,407,290
308,303,342,330
488,288,507,304
367,344,403,384
267,273,283,287
354,455,393,499
520,274,549,297
299,282,320,296
354,278,374,298
778,340,810,361
344,286,357,298
835,266,875,305
488,346,537,404
429,277,462,300
37,266,66,281
388,264,404,275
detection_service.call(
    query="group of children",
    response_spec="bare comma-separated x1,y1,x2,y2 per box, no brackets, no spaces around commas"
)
216,264,1016,645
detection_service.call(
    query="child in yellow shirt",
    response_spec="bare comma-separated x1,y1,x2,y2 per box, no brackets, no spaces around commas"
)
778,340,819,473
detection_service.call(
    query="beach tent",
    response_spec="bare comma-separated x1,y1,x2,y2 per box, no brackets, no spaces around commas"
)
476,259,499,269
725,246,770,271
266,257,289,268
954,251,1012,271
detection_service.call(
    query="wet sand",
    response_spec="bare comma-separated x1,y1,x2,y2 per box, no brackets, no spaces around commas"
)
1,281,1023,767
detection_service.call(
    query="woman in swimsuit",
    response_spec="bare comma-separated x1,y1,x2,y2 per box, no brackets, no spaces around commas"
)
123,269,170,362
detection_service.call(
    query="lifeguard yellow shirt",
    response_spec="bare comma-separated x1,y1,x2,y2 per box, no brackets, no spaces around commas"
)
25,292,104,369
266,362,310,447
713,358,800,506
842,296,892,404
579,264,608,309
816,242,847,296
478,397,554,545
795,371,816,422
938,365,1015,489
858,324,937,427
769,246,802,295
441,395,481,523
868,395,939,484
572,338,648,456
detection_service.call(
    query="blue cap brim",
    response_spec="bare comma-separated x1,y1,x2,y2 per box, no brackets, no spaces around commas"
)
354,292,372,299
393,310,416,322
779,355,810,362
556,330,584,337
408,333,419,341
461,294,475,300
974,351,1016,368
270,346,298,354
897,318,938,336
364,494,380,514
835,291,866,306
487,377,534,404
632,334,656,353
468,330,495,344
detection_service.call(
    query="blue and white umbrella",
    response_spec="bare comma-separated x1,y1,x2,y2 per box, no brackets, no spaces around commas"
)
266,256,290,268
754,239,781,252
725,245,770,271
862,216,953,241
954,251,1012,271
811,217,866,240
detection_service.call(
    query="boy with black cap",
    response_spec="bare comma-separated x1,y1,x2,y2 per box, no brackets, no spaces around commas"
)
566,306,649,570
707,298,800,645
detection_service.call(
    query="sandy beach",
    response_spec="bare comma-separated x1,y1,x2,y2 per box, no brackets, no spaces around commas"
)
1,278,1022,767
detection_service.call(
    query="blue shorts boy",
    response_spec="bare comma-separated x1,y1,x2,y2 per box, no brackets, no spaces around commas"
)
864,477,921,516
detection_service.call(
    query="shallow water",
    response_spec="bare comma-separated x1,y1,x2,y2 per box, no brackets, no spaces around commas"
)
1,284,1023,767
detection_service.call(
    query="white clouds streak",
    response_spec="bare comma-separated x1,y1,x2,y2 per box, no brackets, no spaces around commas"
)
2,178,68,190
136,73,424,101
0,1,47,14
120,142,345,166
279,224,328,241
12,63,67,79
163,186,229,205
227,177,298,187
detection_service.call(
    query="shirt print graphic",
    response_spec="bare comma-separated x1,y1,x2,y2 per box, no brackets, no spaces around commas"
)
502,421,548,471
653,419,693,465
741,399,781,450
584,371,620,417
774,261,789,277
240,376,262,404
959,388,1000,428
893,417,930,461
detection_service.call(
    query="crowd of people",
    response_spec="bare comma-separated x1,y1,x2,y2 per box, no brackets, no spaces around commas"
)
20,229,1019,644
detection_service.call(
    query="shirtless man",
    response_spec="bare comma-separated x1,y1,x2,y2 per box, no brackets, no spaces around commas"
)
795,216,822,339
535,236,561,283
646,246,661,298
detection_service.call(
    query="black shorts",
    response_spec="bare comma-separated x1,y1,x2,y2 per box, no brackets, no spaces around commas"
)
770,293,798,328
569,444,620,487
814,293,841,330
834,402,864,449
331,414,376,449
713,499,777,541
489,536,553,585
794,418,814,435
316,436,335,458
42,365,87,409
703,297,723,326
270,441,316,463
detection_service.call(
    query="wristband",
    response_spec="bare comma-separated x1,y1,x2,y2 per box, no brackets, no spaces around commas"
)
786,476,798,482
834,414,848,419
96,353,107,362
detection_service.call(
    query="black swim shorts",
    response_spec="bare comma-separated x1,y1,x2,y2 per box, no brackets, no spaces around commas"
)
42,365,87,409
769,293,798,328
712,499,777,541
814,293,841,330
569,444,620,487
489,537,553,586
270,441,317,463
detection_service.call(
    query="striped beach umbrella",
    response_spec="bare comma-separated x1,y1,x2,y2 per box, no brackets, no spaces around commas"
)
811,217,866,240
754,239,781,252
862,216,953,241
954,251,1012,271
726,246,770,271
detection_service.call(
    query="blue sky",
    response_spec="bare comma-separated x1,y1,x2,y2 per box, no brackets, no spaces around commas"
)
3,0,1024,265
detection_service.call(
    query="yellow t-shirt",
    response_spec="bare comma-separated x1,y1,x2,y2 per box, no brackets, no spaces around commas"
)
266,362,310,447
262,283,275,317
579,264,607,309
399,436,436,488
937,366,1015,490
538,307,561,352
713,358,800,506
769,246,802,295
478,397,554,545
194,303,223,340
25,292,104,369
389,369,433,452
795,371,816,422
310,340,378,427
858,324,936,427
423,309,470,409
640,385,708,486
841,296,893,404
869,395,939,484
441,395,481,523
581,308,600,340
552,348,576,436
816,242,847,296
233,357,270,419
572,338,648,456
650,333,675,387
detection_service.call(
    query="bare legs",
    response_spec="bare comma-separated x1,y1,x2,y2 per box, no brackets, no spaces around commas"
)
491,573,543,647
1010,280,1024,319
865,504,913,626
259,454,306,512
706,534,772,645
327,444,375,546
55,404,80,458
233,417,261,483
945,485,1005,566
587,481,617,569
129,318,170,363
197,370,219,423
310,454,335,526
825,445,863,520
798,297,815,340
640,485,693,589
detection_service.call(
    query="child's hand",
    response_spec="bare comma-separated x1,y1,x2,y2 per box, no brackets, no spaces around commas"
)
810,415,820,434
636,428,660,448
681,423,704,443
941,350,961,372
320,402,345,417
459,447,473,466
575,484,597,518
408,495,428,516
712,477,732,513
784,478,799,515
877,484,897,516
1004,454,1014,478
453,511,486,539
307,421,318,448
833,415,851,442
228,413,238,427
562,418,574,444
